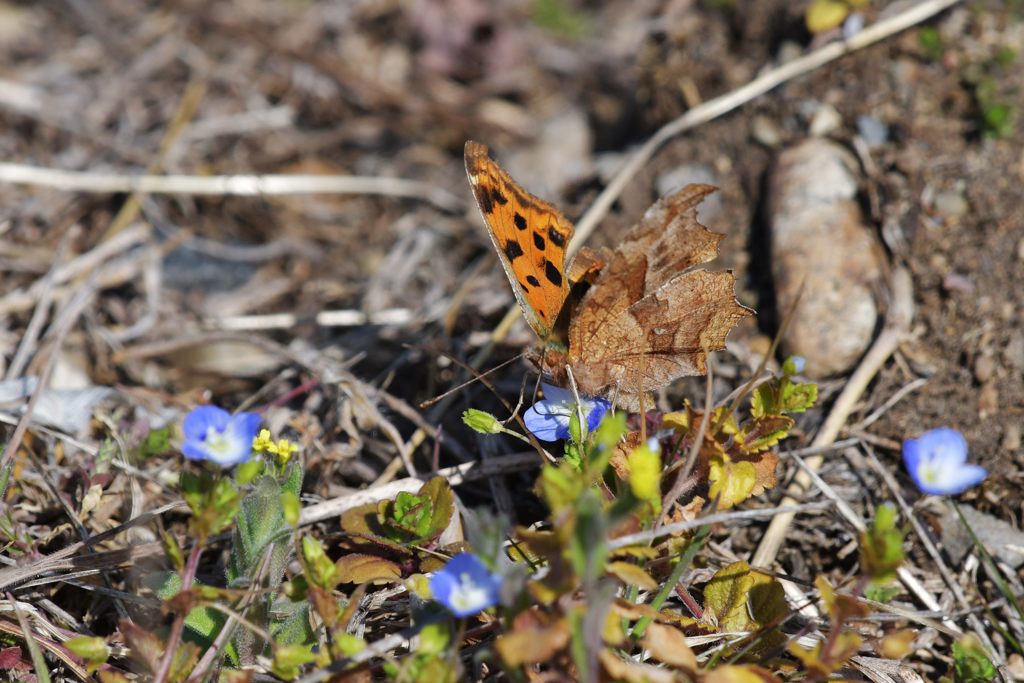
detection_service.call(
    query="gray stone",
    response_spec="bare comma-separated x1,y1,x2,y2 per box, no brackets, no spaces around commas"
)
942,503,1024,569
768,139,884,378
856,114,889,147
809,103,843,137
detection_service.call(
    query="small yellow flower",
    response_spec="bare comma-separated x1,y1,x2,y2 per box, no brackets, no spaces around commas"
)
272,438,298,459
252,429,274,453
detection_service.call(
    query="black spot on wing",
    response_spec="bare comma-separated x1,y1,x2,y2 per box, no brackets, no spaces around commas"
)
474,185,494,214
544,259,563,287
533,231,545,250
548,225,566,248
504,239,524,262
491,188,508,205
513,213,527,230
526,275,540,287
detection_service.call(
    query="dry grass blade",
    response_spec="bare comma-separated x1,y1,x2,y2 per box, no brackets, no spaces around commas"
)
0,163,463,212
752,266,914,567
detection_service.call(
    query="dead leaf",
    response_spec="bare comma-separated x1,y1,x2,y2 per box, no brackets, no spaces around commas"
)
606,561,658,590
598,649,676,683
335,554,402,584
495,610,571,666
641,622,697,670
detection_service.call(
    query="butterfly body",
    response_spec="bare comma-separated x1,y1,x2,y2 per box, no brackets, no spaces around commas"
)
465,141,752,411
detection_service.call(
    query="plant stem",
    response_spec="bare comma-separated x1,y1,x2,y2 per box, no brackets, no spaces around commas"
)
153,542,204,683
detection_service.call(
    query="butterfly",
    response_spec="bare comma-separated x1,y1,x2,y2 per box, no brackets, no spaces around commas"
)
465,141,752,411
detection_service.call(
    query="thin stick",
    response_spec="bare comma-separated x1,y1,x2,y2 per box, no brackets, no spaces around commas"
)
0,280,96,475
658,359,714,525
752,266,914,566
5,231,74,380
568,0,963,255
0,163,462,212
609,501,832,550
861,444,999,658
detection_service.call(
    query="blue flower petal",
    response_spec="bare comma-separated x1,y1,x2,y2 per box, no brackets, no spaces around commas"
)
181,405,260,467
586,398,611,433
430,553,501,617
914,427,968,465
539,383,574,405
183,405,230,442
902,427,986,496
523,400,571,441
523,383,611,442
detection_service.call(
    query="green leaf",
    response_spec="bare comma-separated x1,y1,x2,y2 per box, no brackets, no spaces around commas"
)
737,415,795,454
864,582,902,604
626,440,661,513
161,530,184,571
381,477,454,544
418,622,451,656
235,458,263,485
952,636,997,683
704,561,755,632
228,476,292,584
781,382,817,414
982,102,1015,138
335,633,367,657
918,27,943,61
281,490,300,528
270,597,315,651
588,411,625,475
147,572,230,661
183,473,244,540
860,504,904,582
567,606,590,683
568,410,584,444
272,644,316,680
704,562,787,651
538,460,585,513
65,636,109,673
302,536,337,589
389,492,433,538
567,490,607,584
137,427,172,460
532,0,589,40
708,456,756,509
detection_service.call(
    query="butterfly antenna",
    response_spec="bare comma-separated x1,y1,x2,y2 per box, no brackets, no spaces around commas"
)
565,366,587,441
429,347,556,463
418,351,527,408
502,372,533,427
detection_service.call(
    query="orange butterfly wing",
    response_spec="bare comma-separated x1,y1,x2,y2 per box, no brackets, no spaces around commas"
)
464,141,574,341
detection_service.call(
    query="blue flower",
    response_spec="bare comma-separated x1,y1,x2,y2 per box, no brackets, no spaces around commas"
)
523,383,611,442
430,553,502,617
182,405,261,467
903,427,987,495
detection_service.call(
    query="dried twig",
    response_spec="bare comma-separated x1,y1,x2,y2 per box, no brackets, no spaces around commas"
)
609,501,833,550
298,452,539,527
0,163,462,212
569,0,963,254
752,266,914,566
861,444,1002,663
